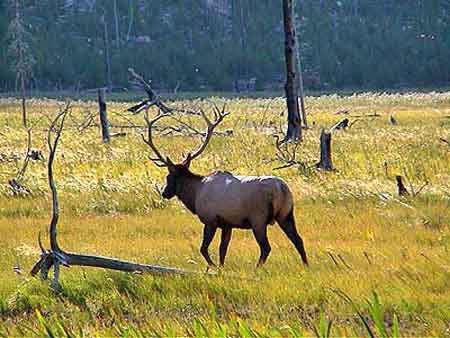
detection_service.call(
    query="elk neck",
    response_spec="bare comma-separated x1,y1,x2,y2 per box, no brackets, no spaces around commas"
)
175,170,204,214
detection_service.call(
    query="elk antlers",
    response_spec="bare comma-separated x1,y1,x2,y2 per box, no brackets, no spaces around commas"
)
142,112,173,167
190,103,229,161
142,103,229,167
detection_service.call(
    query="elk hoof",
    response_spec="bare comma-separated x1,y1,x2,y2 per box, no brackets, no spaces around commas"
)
205,264,217,273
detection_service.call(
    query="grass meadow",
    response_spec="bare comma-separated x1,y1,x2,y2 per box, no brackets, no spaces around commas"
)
0,92,450,336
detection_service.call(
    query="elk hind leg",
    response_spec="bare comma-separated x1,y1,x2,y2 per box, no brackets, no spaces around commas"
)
200,224,217,268
219,227,232,266
278,209,308,266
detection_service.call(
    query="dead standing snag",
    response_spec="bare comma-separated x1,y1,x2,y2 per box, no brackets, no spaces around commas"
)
31,103,189,289
317,129,333,171
140,107,308,269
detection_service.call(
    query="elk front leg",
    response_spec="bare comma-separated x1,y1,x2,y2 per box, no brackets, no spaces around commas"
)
219,227,232,266
252,224,271,268
200,224,217,268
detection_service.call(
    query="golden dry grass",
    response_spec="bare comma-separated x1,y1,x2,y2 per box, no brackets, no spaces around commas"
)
0,92,449,336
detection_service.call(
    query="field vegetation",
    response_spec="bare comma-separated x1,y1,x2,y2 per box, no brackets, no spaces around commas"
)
0,92,449,336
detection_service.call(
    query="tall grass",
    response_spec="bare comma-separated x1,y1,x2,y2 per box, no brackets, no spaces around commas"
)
0,92,449,335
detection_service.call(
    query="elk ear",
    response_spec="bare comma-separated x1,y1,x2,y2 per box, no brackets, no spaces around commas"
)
167,157,176,173
182,153,192,168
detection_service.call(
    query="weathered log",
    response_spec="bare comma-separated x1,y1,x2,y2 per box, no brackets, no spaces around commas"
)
317,129,333,171
31,103,192,289
351,113,381,118
98,89,110,143
31,252,186,278
334,109,349,115
110,132,127,137
396,175,410,196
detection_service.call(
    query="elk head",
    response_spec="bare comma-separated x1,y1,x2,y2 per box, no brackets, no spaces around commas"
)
142,104,229,200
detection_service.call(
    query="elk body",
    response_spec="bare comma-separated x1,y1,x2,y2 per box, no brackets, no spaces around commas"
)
142,106,308,268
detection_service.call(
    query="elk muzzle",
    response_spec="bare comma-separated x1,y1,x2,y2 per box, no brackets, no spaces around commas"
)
161,185,176,199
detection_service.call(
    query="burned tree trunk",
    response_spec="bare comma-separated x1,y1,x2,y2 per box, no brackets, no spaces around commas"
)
31,104,191,289
293,0,308,129
98,89,110,143
101,12,113,92
317,129,333,171
282,0,302,142
21,72,26,128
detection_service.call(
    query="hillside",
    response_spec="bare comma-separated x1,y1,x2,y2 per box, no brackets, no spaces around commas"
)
1,0,449,92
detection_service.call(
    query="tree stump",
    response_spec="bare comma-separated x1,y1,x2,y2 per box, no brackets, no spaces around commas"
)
396,175,410,196
317,129,333,171
98,89,110,143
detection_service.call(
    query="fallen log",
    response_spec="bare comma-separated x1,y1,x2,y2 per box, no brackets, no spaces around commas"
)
31,103,191,289
329,118,349,132
110,132,127,137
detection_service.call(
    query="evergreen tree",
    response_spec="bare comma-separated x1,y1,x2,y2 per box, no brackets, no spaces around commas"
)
0,0,448,92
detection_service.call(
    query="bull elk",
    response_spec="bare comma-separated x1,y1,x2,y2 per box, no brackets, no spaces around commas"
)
142,106,308,268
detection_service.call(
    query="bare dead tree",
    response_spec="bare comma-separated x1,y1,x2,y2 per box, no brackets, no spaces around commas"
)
127,68,173,114
101,10,113,92
282,0,302,142
17,127,33,179
9,126,43,195
273,135,302,170
30,103,190,289
128,68,213,118
293,0,308,129
98,89,110,143
7,0,35,128
78,111,97,132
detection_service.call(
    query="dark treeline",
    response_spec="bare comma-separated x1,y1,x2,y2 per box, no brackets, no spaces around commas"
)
1,0,449,92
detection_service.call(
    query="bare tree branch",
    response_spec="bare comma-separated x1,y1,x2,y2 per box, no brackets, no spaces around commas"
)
128,68,172,114
31,102,193,289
